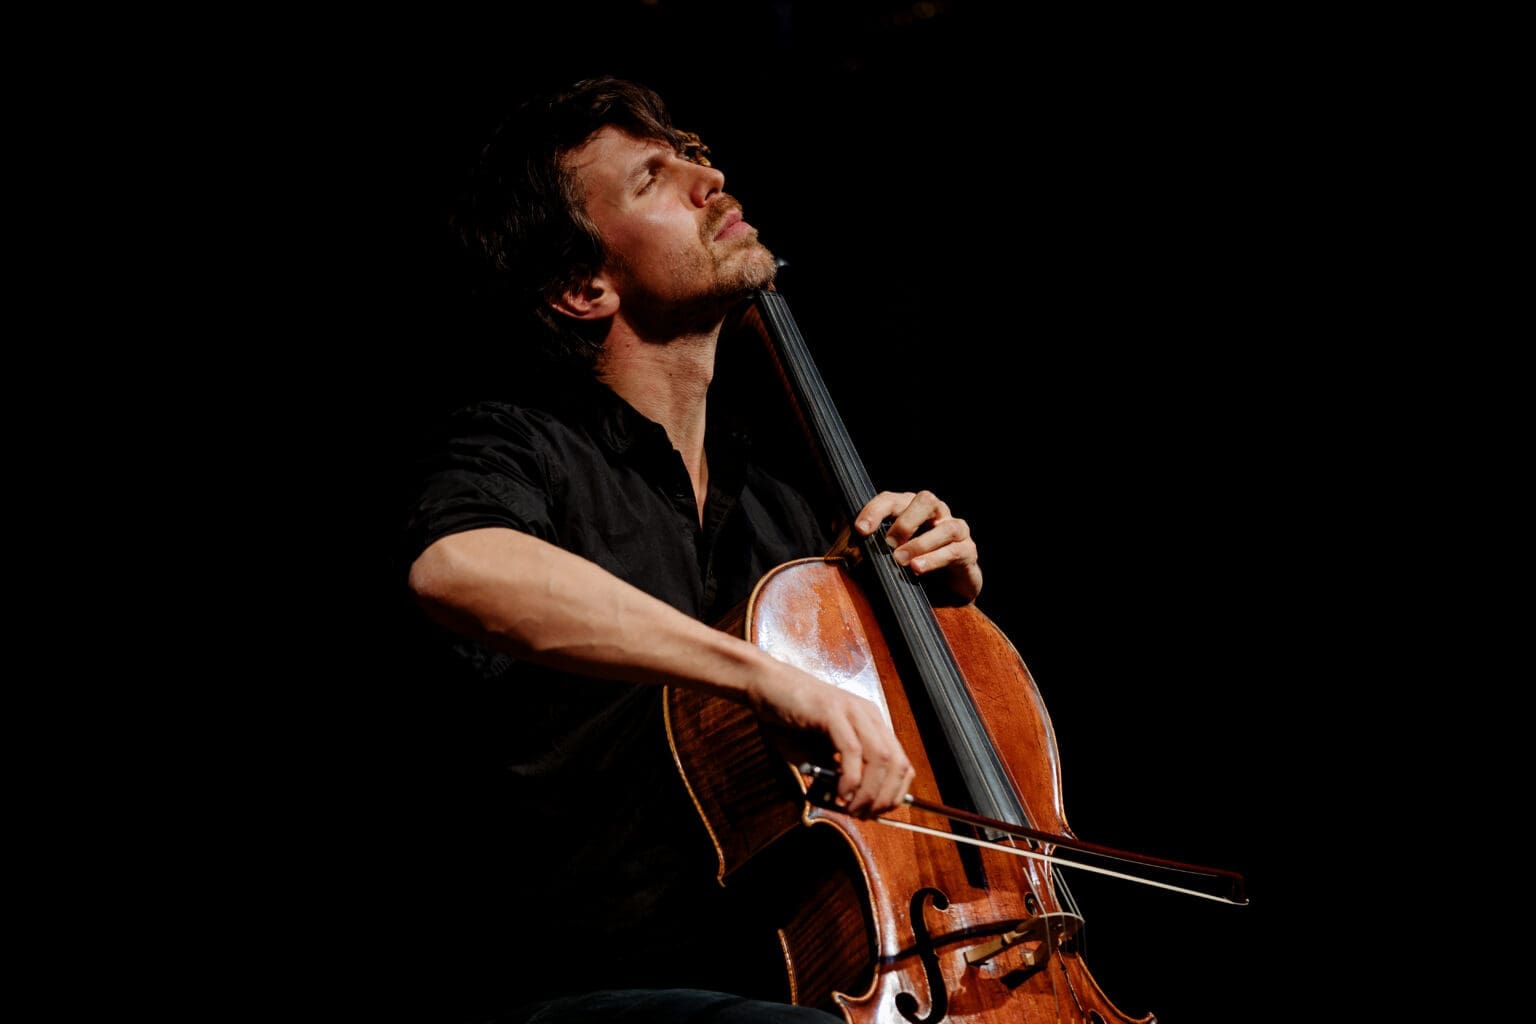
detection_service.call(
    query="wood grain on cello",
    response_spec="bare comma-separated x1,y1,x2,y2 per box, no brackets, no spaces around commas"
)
667,289,1245,1023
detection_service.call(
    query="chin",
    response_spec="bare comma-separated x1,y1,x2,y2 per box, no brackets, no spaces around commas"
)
735,244,779,291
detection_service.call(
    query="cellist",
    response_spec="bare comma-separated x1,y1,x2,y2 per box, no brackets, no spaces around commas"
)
401,76,984,1024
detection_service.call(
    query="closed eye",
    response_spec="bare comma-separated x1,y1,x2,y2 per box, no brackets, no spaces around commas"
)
633,153,669,196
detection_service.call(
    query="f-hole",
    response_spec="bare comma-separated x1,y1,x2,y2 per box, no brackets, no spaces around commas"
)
893,887,950,1024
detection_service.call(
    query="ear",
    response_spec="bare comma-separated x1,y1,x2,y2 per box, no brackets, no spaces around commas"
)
548,271,619,322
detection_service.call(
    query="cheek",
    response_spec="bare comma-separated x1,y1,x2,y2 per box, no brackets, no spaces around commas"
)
636,207,704,250
607,222,666,268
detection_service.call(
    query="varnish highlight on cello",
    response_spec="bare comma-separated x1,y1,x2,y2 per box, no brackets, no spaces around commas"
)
666,288,1246,1024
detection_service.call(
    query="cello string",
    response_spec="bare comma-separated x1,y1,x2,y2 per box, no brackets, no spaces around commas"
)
757,290,1029,827
872,817,1246,906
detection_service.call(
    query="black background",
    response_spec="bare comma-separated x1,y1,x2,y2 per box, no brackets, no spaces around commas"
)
280,3,1332,1020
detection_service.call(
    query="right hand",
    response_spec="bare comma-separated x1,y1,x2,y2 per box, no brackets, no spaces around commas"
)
746,664,915,819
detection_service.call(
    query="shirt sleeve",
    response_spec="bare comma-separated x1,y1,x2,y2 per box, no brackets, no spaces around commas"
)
402,402,560,562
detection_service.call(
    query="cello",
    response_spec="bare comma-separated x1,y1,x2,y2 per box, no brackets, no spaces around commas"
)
666,287,1244,1022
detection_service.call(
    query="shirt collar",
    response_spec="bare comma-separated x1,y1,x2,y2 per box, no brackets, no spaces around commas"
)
554,376,754,468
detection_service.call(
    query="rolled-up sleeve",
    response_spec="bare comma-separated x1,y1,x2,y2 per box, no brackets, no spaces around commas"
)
404,403,559,560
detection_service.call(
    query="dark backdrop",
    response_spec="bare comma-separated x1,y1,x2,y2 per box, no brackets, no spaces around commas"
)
296,4,1313,1021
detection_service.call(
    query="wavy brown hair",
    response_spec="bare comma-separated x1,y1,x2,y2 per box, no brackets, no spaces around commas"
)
452,76,711,371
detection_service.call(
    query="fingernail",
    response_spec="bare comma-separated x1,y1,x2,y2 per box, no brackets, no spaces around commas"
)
893,549,909,565
855,519,870,533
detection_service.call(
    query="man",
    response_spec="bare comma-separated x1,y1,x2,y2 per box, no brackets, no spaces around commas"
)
402,77,982,1023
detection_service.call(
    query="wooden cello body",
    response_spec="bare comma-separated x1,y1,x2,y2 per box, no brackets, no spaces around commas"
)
666,290,1153,1023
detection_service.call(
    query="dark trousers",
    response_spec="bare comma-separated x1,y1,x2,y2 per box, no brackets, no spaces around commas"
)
495,988,842,1023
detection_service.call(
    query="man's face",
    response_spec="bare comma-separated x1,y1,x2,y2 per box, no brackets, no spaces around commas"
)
563,126,777,322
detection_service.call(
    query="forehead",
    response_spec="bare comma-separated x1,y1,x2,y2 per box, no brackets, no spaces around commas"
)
563,126,670,196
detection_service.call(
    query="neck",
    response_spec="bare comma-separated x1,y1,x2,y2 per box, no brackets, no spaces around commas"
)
597,318,721,519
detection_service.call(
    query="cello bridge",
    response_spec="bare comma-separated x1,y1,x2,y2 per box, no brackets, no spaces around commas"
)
964,910,1084,968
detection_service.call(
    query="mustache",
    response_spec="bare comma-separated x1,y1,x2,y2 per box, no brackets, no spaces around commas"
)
701,195,745,241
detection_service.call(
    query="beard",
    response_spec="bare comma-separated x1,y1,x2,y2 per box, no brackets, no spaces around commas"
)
699,195,778,296
618,197,778,338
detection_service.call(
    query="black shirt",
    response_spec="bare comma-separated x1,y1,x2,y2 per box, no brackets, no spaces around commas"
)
401,377,832,1006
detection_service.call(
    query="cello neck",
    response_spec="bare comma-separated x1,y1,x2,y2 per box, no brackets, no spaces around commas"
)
746,288,1027,827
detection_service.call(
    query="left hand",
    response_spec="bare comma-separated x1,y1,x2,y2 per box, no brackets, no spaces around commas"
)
854,490,982,605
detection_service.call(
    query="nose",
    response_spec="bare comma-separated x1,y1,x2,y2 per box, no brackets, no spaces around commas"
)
684,158,725,208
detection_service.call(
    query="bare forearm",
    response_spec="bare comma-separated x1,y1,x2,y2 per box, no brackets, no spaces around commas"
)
407,526,774,702
408,526,915,817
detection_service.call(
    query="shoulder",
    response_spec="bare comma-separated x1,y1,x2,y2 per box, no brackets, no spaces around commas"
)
406,398,579,491
441,398,569,437
424,397,598,466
